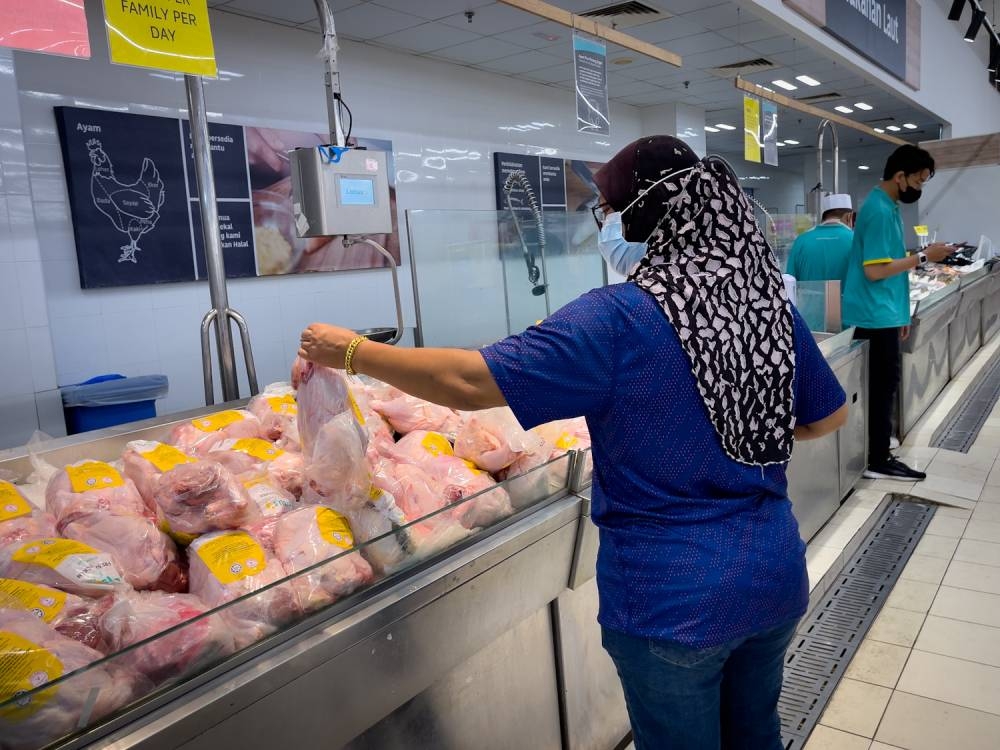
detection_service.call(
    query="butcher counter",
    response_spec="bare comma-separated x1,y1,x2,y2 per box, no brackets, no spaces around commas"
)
0,336,867,750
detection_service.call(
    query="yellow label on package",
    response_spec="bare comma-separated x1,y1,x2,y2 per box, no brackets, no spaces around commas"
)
158,519,198,547
193,410,244,433
555,434,579,451
231,438,284,462
245,483,295,517
266,394,297,416
65,462,124,494
461,459,485,475
315,508,354,550
194,532,266,585
0,481,31,522
368,484,383,501
421,433,453,457
0,631,62,718
914,225,929,236
103,0,218,77
12,539,123,588
140,443,194,473
0,579,67,624
347,393,365,425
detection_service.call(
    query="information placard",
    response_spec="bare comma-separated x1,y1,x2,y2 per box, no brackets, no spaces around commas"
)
744,96,762,165
762,100,779,167
103,0,217,77
573,34,610,137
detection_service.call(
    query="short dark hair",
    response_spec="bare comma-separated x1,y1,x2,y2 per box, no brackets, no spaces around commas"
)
882,144,935,181
822,208,853,222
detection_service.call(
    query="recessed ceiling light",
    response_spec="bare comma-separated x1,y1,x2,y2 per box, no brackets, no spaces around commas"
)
855,102,873,110
784,139,800,145
903,123,918,129
704,126,720,133
715,123,736,131
859,165,870,171
887,125,901,131
795,75,821,86
772,79,797,91
834,105,854,114
611,57,633,65
874,127,886,133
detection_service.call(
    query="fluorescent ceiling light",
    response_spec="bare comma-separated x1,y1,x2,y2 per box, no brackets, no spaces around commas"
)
776,141,787,147
886,125,902,131
715,123,736,131
772,79,797,90
854,102,873,111
965,8,986,41
903,123,918,129
704,126,720,133
795,75,821,86
834,105,854,114
874,127,886,133
784,139,800,145
859,165,870,171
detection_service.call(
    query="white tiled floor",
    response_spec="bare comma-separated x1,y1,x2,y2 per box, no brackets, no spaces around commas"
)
802,343,1000,749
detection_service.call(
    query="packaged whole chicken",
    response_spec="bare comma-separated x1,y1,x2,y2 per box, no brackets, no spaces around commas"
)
0,537,125,597
0,610,145,750
121,441,195,510
272,506,375,611
45,462,147,527
240,479,298,551
369,392,461,438
292,358,366,457
207,438,305,498
168,410,263,457
188,530,301,649
59,513,185,593
99,591,235,684
247,383,301,448
300,411,372,512
501,418,592,509
0,578,107,651
154,460,260,540
0,482,57,549
453,407,545,473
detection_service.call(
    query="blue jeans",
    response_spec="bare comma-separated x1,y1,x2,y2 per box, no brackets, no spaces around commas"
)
602,620,798,750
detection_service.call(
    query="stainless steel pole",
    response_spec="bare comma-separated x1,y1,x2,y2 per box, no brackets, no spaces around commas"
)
185,74,240,403
313,0,347,147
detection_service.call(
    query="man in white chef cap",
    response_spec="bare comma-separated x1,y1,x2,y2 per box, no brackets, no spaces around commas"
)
786,193,855,287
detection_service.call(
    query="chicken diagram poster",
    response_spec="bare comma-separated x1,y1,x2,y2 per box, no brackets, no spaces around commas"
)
54,106,399,289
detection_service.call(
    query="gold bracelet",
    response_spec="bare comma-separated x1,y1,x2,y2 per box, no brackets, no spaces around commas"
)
344,335,367,376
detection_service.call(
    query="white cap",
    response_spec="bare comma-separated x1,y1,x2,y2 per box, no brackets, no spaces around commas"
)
821,193,853,213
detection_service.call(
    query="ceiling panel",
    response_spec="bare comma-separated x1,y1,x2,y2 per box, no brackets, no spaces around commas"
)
479,49,567,74
491,21,571,49
626,16,705,43
607,80,663,98
717,20,786,45
440,4,540,34
521,63,576,84
222,0,319,23
432,36,530,64
331,3,425,40
665,32,741,56
658,0,728,14
681,4,744,30
372,0,493,20
373,22,481,54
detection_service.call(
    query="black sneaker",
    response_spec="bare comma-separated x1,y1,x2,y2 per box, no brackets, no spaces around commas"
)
864,457,927,481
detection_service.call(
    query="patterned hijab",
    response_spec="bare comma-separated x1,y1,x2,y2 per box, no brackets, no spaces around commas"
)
595,136,796,466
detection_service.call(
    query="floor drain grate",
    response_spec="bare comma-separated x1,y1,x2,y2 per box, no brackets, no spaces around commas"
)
933,351,1000,452
779,496,936,749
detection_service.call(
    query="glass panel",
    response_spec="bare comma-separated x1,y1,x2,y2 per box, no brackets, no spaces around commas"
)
796,280,843,333
769,213,816,271
0,452,573,748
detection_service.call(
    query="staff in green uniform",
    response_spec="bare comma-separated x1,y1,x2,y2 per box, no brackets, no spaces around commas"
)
842,145,954,482
786,193,855,285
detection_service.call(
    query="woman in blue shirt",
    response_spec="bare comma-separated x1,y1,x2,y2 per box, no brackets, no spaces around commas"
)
298,136,847,750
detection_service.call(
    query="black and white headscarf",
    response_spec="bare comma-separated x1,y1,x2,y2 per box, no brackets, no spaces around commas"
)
596,136,795,466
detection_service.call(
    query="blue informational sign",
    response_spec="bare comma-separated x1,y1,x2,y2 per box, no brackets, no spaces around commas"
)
824,0,906,81
573,34,610,136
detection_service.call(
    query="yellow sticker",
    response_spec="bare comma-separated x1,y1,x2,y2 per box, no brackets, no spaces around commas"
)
0,630,62,718
0,482,32,522
347,392,365,425
368,484,383,501
421,433,454,457
231,438,284,462
140,443,194,473
103,0,218,77
157,519,198,547
12,539,99,569
266,395,297,416
555,434,579,451
192,410,245,433
65,462,124,494
461,459,485,475
0,579,67,624
914,225,929,236
315,508,354,550
193,532,267,585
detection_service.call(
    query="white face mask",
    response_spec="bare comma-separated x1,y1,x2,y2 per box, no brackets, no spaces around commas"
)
598,212,648,277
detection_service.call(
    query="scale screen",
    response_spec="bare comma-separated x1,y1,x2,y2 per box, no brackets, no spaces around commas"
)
339,177,376,206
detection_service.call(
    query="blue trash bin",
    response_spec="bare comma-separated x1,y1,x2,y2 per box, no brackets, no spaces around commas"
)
61,374,170,435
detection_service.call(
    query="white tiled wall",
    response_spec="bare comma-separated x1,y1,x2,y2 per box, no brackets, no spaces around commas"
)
10,4,646,429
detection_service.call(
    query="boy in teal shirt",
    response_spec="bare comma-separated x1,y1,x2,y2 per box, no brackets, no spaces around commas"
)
843,145,954,481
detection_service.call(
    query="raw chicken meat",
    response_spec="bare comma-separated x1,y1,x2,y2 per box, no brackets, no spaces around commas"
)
370,393,460,438
187,530,301,650
45,462,147,527
0,537,125,597
0,578,108,651
154,460,259,539
207,438,305,498
0,482,56,548
240,480,298,551
292,358,365,457
501,441,569,510
168,410,263,457
301,411,372,512
531,418,591,453
0,609,144,750
247,383,301,448
59,513,185,593
272,507,375,611
121,441,195,511
453,408,544,473
99,591,235,684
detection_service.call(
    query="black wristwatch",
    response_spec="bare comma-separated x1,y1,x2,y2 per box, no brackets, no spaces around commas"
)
917,251,928,267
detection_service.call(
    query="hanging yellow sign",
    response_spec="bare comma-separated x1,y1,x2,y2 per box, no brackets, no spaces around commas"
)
103,0,217,77
744,95,762,164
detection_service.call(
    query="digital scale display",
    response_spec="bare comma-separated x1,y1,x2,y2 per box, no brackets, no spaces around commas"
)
339,177,376,206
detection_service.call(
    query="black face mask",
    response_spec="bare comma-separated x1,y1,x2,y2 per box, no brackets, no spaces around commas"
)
898,185,922,204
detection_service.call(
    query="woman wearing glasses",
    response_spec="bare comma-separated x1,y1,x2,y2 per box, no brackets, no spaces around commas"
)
298,136,848,750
